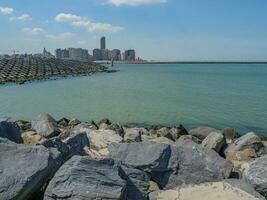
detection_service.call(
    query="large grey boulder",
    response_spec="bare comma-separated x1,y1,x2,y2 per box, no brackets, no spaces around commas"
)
41,132,89,160
109,141,233,189
149,180,265,200
176,135,201,145
109,141,171,173
87,129,123,151
124,128,142,143
223,128,240,144
243,155,267,198
31,113,60,138
189,126,221,140
158,141,233,188
201,131,226,153
0,138,63,200
44,156,127,200
21,131,46,145
224,132,265,161
119,166,150,200
0,117,22,143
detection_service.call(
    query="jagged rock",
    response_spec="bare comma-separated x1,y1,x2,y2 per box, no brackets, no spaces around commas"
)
157,141,233,188
223,128,240,144
0,117,22,143
119,166,150,200
176,135,201,145
201,132,226,153
68,118,81,127
150,137,174,144
57,117,69,127
44,156,127,200
31,113,60,138
87,129,123,151
224,132,265,161
16,120,31,131
243,155,267,198
189,126,221,140
142,134,158,142
0,138,63,200
98,118,111,129
63,132,89,156
22,131,46,145
41,137,70,160
109,141,171,173
109,123,125,137
149,181,160,192
41,132,89,160
124,128,142,142
156,127,175,141
149,180,265,200
175,124,188,136
109,141,233,189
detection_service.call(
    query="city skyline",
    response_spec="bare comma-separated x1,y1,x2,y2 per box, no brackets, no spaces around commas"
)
1,0,267,61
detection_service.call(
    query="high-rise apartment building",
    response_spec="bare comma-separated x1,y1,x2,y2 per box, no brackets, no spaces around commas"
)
100,37,106,50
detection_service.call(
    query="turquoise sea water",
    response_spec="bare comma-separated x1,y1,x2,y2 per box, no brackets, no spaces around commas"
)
0,63,267,134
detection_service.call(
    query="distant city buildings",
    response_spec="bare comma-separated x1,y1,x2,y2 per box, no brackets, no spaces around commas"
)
46,36,140,62
101,37,106,50
55,48,91,61
123,49,136,61
92,37,137,61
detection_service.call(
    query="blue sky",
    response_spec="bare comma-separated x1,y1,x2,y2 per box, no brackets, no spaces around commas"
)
0,0,267,61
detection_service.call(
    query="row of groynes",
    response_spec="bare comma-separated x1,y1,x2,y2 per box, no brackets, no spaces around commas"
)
0,56,111,85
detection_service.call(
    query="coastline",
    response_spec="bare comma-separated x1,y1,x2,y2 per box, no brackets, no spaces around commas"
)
1,113,267,199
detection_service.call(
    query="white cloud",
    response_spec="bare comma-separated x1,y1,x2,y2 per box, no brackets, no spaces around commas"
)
22,27,45,35
106,0,167,6
10,14,32,21
55,13,81,22
55,13,123,32
0,6,14,15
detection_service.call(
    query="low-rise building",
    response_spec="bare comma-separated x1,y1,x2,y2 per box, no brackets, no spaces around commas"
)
124,49,136,61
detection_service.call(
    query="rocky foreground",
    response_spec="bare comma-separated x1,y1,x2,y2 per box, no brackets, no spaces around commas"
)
1,114,267,200
0,57,114,85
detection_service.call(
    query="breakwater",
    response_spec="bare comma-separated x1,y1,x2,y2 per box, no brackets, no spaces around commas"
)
0,114,267,199
0,56,113,85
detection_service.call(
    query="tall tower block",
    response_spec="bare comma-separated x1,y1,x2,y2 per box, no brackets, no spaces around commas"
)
100,37,106,49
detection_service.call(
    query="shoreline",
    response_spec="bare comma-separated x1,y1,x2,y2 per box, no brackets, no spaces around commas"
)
1,113,267,199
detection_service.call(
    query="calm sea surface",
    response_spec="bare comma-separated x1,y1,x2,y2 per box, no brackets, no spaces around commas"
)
0,63,267,134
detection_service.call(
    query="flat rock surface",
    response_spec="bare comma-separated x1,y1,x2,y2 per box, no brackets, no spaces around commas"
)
149,181,264,200
0,138,63,200
44,156,127,200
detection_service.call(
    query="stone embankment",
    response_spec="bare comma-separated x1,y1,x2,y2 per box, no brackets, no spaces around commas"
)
1,114,267,200
0,56,114,85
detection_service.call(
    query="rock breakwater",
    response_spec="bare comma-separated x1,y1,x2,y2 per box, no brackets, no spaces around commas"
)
1,113,267,199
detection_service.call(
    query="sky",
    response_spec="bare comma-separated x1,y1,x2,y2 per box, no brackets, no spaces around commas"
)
0,0,267,61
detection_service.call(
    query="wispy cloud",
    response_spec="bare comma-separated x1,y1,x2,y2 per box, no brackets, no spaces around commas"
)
22,27,45,35
106,0,167,6
10,14,32,21
45,32,75,40
55,13,123,32
0,6,14,15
